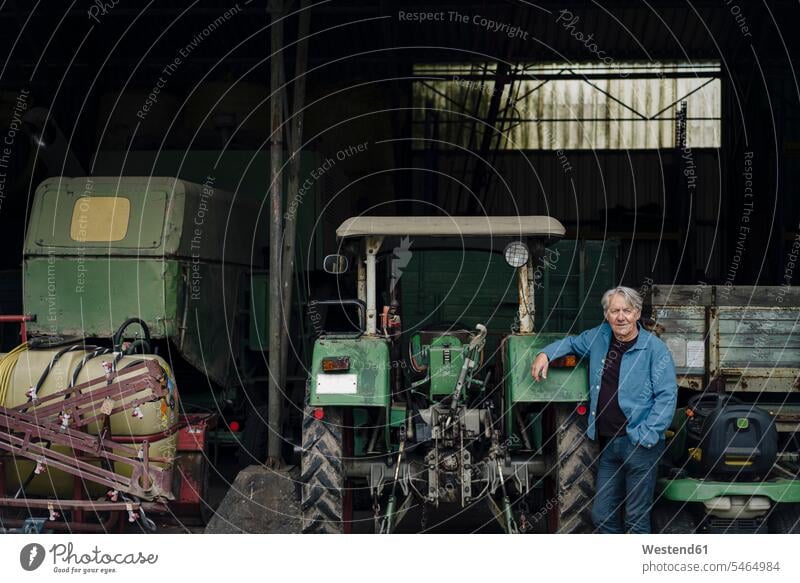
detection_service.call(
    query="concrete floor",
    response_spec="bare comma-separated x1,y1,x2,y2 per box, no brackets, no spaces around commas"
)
149,446,530,534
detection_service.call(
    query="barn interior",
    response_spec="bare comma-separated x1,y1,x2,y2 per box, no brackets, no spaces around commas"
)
0,1,799,534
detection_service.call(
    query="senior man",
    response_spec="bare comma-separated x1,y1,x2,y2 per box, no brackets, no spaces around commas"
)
531,286,677,533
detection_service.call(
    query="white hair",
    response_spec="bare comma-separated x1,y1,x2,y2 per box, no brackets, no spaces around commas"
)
601,286,643,312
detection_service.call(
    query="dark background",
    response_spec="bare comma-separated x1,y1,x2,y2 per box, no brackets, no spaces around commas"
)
1,0,798,294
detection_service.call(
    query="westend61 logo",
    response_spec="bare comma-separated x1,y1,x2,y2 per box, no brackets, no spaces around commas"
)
19,542,158,574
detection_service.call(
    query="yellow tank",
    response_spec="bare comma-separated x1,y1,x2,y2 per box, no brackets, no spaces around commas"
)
1,346,179,498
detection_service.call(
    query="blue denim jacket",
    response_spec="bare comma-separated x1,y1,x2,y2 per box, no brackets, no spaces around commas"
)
540,322,677,448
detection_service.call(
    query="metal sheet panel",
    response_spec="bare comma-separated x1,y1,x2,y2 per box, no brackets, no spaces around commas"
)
309,337,391,407
651,285,800,392
25,176,266,266
24,257,242,388
504,334,589,403
25,257,180,339
337,215,565,238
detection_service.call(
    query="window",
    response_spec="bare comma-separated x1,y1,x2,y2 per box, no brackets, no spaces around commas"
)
412,61,721,149
69,196,131,242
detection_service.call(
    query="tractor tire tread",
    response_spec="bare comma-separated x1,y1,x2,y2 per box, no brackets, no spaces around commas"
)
301,407,344,534
555,404,598,534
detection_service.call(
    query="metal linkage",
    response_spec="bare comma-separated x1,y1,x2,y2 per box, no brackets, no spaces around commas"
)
444,324,487,429
13,360,170,429
0,496,167,513
0,360,175,500
0,409,173,500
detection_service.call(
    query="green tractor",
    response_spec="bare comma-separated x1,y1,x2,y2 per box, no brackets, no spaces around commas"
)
301,216,598,533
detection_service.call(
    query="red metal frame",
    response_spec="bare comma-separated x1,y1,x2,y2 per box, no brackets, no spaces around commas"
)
0,362,177,531
171,414,217,517
0,348,217,530
0,314,35,342
12,360,170,427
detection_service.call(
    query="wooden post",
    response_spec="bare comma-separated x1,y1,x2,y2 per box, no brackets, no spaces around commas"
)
267,0,286,465
279,0,311,401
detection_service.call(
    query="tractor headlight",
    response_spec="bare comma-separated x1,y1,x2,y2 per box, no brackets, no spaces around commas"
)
503,241,529,268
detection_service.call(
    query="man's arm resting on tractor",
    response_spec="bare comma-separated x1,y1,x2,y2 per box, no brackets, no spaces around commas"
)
538,325,600,362
532,325,602,381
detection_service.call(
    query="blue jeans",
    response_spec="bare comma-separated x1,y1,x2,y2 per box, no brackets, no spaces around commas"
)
591,436,664,533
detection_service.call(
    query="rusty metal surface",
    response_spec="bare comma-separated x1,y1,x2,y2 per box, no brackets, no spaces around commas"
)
0,497,169,512
652,285,800,307
517,263,533,334
0,361,175,500
0,511,123,533
651,285,800,393
12,360,168,428
0,409,173,500
175,414,216,452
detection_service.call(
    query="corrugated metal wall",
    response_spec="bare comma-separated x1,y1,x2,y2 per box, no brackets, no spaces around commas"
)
413,62,721,150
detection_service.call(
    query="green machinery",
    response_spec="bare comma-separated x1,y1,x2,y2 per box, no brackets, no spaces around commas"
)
23,176,267,389
301,216,599,533
0,176,271,527
649,285,800,533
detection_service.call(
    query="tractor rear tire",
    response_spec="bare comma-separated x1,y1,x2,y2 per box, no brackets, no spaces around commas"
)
652,505,696,533
769,503,800,533
300,407,345,533
552,404,599,533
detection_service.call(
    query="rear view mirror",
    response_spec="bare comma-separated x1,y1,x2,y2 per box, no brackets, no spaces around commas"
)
323,254,349,274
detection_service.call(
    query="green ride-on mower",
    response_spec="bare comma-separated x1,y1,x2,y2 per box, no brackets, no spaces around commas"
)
300,216,598,533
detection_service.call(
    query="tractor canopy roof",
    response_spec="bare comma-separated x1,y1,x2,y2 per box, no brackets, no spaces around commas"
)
336,216,565,239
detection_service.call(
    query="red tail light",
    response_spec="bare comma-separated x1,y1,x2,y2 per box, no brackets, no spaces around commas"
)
321,356,350,372
550,355,578,368
229,420,241,432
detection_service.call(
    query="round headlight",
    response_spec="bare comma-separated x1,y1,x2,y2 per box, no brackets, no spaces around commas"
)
504,241,529,268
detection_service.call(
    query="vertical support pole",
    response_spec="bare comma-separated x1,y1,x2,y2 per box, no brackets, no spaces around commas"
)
542,258,550,329
357,244,367,304
708,305,720,383
356,243,367,331
267,0,286,465
528,256,536,328
141,440,151,491
518,261,534,334
363,236,384,335
578,242,586,330
278,0,311,401
365,237,382,335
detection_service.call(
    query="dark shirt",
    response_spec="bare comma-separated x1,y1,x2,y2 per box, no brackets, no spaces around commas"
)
596,335,637,438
